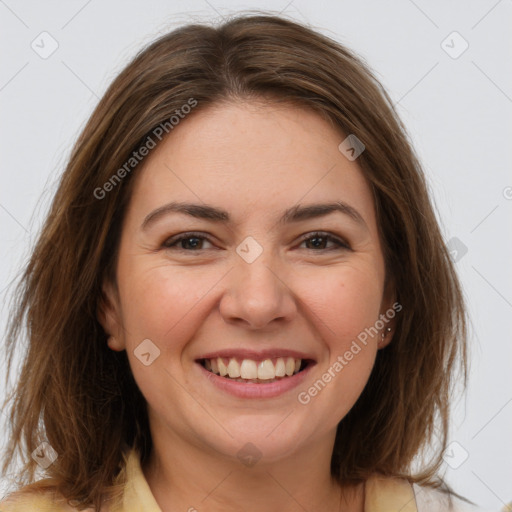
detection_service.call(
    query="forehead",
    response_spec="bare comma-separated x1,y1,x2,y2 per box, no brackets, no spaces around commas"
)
126,100,377,230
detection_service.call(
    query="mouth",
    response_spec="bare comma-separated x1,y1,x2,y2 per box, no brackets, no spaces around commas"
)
197,356,313,384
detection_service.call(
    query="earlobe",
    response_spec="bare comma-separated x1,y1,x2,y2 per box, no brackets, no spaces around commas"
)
378,326,393,349
378,274,397,349
107,335,124,352
97,281,126,350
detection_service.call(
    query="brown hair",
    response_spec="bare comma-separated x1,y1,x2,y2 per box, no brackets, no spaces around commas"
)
1,12,469,511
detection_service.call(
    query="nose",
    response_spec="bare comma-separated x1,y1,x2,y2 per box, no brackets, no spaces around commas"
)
218,252,297,330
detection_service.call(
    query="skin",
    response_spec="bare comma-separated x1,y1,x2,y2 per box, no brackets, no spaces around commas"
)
99,100,395,512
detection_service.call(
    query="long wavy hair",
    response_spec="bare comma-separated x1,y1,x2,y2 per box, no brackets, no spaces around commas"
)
1,12,469,511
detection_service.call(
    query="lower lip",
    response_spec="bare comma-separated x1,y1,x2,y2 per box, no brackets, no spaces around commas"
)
196,362,314,399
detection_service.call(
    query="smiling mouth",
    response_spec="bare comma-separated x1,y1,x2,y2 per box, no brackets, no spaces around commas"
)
198,357,311,383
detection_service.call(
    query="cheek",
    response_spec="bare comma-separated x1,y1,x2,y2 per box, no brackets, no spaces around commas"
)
117,263,220,351
299,263,384,344
293,268,381,425
116,265,217,410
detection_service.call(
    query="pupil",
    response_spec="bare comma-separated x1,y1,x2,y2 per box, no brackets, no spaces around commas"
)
184,237,201,249
308,236,325,249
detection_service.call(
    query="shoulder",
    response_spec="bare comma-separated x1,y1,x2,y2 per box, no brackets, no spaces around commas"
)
0,448,134,512
365,474,418,511
412,481,495,512
0,483,95,512
365,475,495,512
0,494,72,511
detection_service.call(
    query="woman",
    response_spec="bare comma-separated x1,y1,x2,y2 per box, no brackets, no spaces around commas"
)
0,12,488,512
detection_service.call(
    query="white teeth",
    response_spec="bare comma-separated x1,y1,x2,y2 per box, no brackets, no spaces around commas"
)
227,358,241,378
285,357,295,376
203,356,304,381
257,359,275,380
275,357,286,377
218,358,228,376
240,359,258,379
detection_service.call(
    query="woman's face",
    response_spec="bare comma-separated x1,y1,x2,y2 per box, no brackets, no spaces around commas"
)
101,100,395,464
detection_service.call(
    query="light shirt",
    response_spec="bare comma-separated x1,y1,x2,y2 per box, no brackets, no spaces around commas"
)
0,448,500,511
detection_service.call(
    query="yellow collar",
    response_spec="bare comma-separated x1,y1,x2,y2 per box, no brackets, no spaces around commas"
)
113,448,417,512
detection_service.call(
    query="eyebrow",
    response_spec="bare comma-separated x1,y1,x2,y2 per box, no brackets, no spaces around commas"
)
141,200,367,231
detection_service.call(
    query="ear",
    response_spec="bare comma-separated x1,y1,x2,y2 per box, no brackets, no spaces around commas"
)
378,274,398,349
97,280,126,351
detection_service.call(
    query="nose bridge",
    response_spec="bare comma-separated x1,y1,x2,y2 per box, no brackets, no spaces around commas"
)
219,238,295,328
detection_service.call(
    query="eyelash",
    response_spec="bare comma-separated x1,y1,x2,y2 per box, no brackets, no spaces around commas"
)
162,231,351,252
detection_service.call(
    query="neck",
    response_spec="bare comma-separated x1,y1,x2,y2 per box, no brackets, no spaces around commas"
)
142,418,364,511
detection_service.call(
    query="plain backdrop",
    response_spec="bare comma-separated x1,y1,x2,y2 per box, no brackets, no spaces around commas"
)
1,1,511,509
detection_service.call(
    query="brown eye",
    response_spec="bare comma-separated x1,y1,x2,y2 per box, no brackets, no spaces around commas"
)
299,232,351,251
162,233,214,251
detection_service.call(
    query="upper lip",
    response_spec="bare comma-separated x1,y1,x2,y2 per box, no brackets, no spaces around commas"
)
196,348,316,362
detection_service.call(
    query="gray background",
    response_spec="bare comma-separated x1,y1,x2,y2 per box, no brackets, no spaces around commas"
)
1,1,511,509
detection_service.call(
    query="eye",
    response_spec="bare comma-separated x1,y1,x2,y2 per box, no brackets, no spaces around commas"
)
162,232,214,251
298,232,351,251
161,231,351,253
